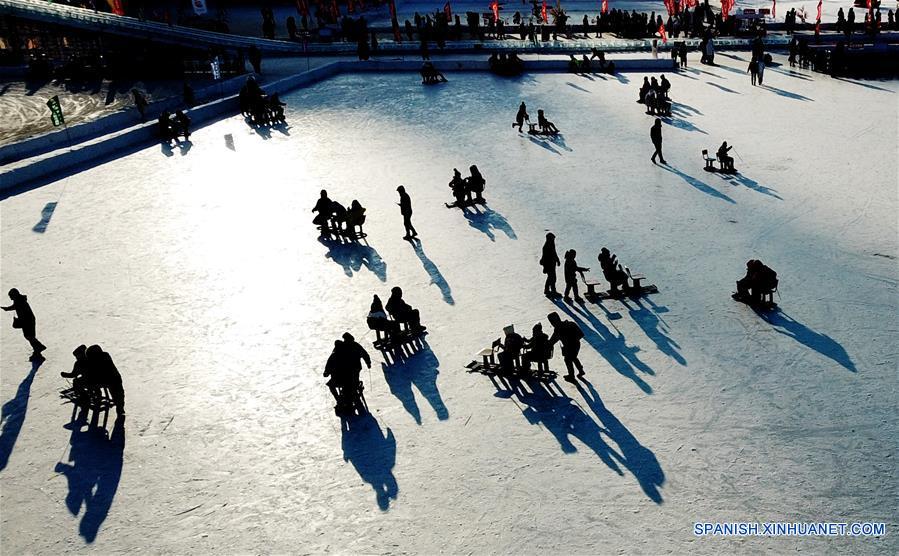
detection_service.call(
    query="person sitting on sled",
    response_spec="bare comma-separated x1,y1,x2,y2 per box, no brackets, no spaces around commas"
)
537,109,559,134
734,259,777,303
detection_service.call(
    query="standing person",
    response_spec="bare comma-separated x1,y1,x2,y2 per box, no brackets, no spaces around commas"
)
563,249,589,303
650,118,666,164
2,289,46,360
396,186,418,239
748,58,759,85
679,42,688,67
704,37,715,65
131,88,149,121
86,345,125,415
339,332,372,394
547,311,585,382
756,56,766,86
174,110,191,141
513,101,529,132
540,232,561,297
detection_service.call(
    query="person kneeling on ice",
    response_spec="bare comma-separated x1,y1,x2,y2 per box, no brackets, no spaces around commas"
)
563,249,590,303
367,295,400,338
547,312,585,382
493,325,525,374
466,165,486,203
522,323,552,370
386,287,423,332
733,259,778,303
312,190,333,232
716,141,735,172
598,247,629,293
537,110,559,134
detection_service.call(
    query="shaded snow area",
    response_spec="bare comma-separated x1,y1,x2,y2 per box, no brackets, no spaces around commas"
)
1,53,897,553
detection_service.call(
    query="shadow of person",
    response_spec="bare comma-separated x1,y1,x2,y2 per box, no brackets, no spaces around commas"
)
661,165,736,204
318,236,387,281
513,378,624,473
341,413,399,510
409,239,453,304
381,341,449,425
663,115,708,135
527,135,561,155
621,297,686,366
762,85,813,102
33,201,58,233
706,81,740,94
462,206,517,242
757,309,857,372
547,133,573,152
0,359,43,471
554,300,655,394
576,380,665,504
55,410,125,542
721,173,783,200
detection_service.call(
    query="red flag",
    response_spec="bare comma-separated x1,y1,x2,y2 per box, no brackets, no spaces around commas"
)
771,0,776,18
866,0,871,10
721,0,731,21
541,0,548,22
601,0,609,14
658,22,668,42
108,0,125,15
348,0,355,13
490,0,499,22
686,0,697,7
816,0,822,20
663,0,675,16
388,0,397,19
444,2,452,19
331,0,339,18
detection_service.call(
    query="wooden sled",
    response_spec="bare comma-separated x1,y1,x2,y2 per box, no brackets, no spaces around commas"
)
372,327,428,351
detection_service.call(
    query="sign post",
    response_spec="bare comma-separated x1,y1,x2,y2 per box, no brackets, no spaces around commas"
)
47,95,72,147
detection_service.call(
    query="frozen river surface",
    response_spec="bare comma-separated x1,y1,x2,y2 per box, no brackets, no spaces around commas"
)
1,54,897,554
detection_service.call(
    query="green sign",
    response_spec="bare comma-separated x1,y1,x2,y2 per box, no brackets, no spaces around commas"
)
47,95,64,127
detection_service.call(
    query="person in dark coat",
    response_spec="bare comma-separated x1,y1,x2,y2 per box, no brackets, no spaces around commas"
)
367,295,400,338
467,165,486,202
339,332,371,393
396,186,418,239
61,345,94,404
563,249,589,303
312,190,333,232
650,118,666,164
386,287,422,330
540,232,561,297
86,345,125,414
717,141,734,171
496,325,524,374
547,311,585,382
324,340,347,403
522,323,551,370
598,247,628,293
513,101,529,132
448,168,466,205
2,289,46,360
537,109,559,133
174,110,191,141
734,259,777,302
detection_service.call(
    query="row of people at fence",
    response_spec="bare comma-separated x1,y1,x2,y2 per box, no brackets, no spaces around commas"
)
159,110,191,144
311,190,367,236
239,77,286,126
492,311,585,382
366,288,424,340
61,344,126,415
447,165,486,205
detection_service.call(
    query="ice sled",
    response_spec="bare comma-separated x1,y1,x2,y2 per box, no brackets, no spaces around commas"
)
584,272,659,302
702,149,738,174
465,344,557,383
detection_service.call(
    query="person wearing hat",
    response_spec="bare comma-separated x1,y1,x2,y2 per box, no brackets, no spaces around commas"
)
396,185,418,239
495,325,524,375
2,288,46,360
540,232,561,297
547,312,585,382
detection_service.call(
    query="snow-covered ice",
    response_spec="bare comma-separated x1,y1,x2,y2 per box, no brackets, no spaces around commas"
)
1,53,897,553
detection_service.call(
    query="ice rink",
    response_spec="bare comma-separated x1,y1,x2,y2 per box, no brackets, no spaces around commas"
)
1,53,897,553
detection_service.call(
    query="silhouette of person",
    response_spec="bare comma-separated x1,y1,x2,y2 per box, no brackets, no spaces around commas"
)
467,165,486,202
522,322,551,370
540,232,561,297
396,186,418,239
85,345,125,415
496,325,524,374
716,141,734,171
312,190,332,232
448,168,466,205
563,249,589,303
174,110,191,141
734,259,777,302
598,247,628,293
61,345,94,405
2,289,46,360
513,101,529,132
547,311,585,382
650,118,666,164
537,109,559,133
324,339,346,404
386,287,422,331
339,332,372,396
367,295,400,338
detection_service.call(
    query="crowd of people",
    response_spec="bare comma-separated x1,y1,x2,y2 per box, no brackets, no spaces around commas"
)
312,190,367,238
637,75,673,116
539,235,644,302
489,312,586,383
238,77,287,127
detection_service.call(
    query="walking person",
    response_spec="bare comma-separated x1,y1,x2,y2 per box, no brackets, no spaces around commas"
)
748,58,759,86
396,185,418,239
540,232,561,297
563,249,589,303
2,289,46,360
513,101,529,132
756,57,766,86
547,311,585,383
650,118,666,164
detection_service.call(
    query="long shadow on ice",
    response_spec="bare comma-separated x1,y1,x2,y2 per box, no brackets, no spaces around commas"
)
318,236,387,281
341,413,398,510
720,173,783,200
409,239,454,304
33,202,58,233
463,206,517,242
757,309,857,372
706,81,740,94
662,165,736,204
621,297,686,366
762,85,813,102
554,300,654,394
576,380,665,503
527,135,561,155
55,410,125,543
381,341,449,424
0,359,42,471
